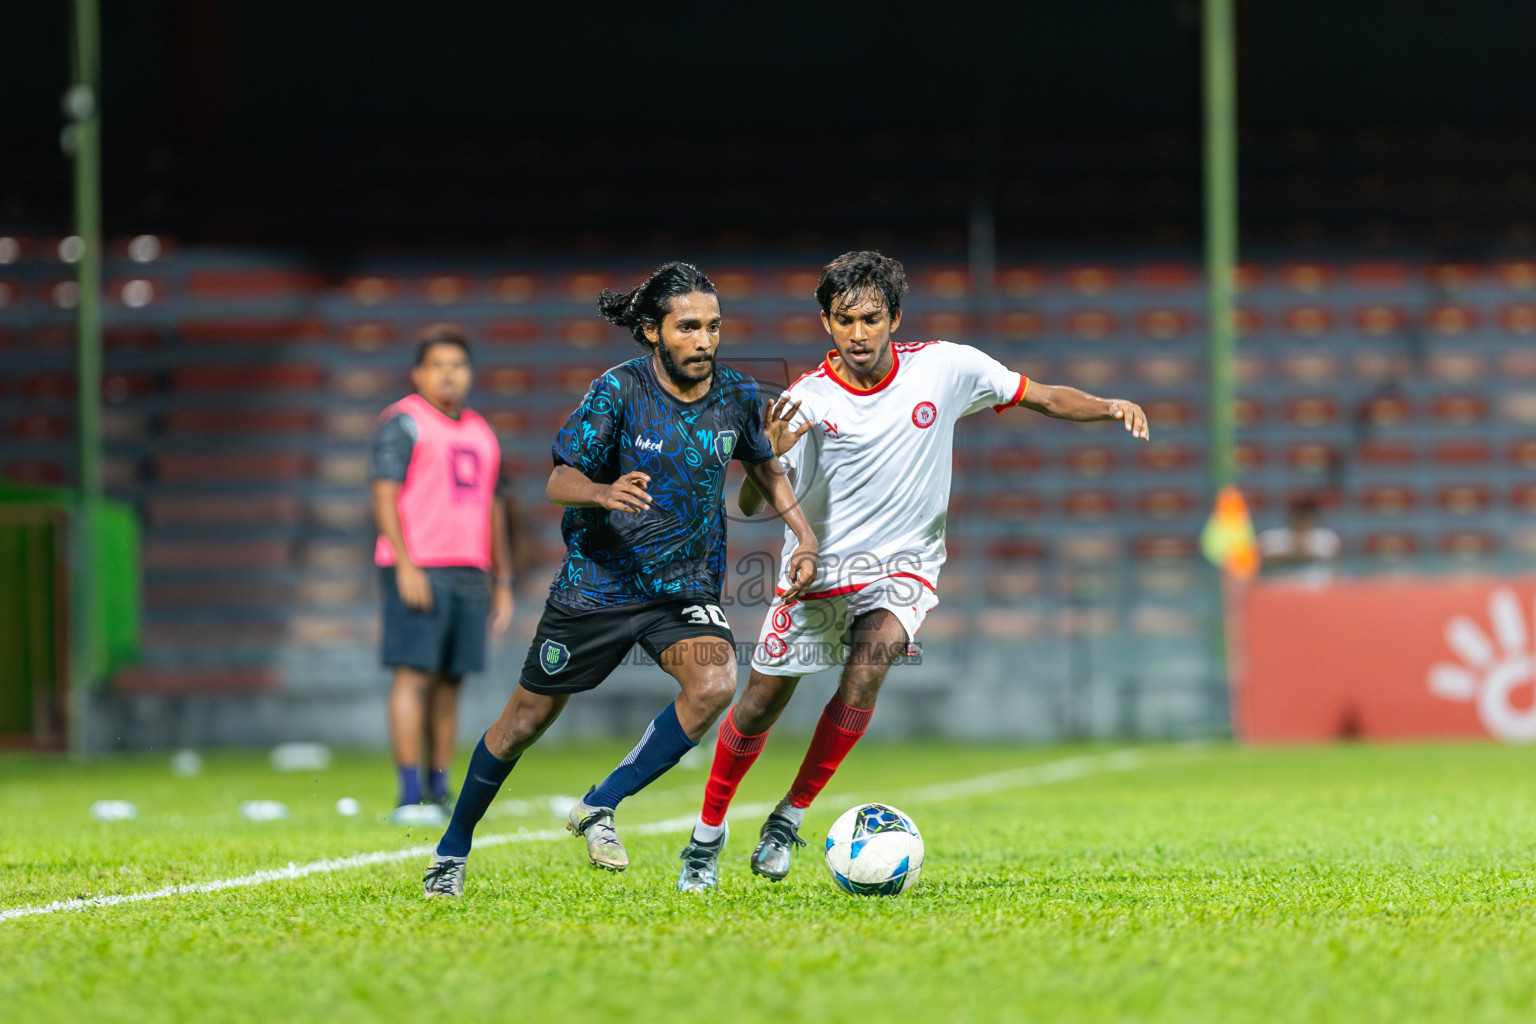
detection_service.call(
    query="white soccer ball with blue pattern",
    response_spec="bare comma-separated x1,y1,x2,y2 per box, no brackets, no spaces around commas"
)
823,802,923,896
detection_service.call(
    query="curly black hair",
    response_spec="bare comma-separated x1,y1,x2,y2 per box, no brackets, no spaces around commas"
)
814,250,908,317
597,261,717,348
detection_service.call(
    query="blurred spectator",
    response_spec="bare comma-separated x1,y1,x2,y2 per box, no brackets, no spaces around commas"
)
370,326,513,820
1259,493,1342,577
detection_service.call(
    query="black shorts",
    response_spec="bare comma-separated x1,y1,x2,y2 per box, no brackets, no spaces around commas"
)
519,595,736,695
380,567,489,678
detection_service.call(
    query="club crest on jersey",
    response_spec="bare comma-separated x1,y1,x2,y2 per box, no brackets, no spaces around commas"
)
715,430,737,461
539,640,570,674
911,401,937,429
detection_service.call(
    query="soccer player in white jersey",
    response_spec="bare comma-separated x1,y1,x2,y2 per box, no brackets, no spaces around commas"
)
675,251,1150,891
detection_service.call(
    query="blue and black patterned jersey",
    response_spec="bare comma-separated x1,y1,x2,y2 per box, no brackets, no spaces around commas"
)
549,356,775,610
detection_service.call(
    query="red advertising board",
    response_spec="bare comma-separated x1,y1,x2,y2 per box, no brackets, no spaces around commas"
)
1236,577,1536,743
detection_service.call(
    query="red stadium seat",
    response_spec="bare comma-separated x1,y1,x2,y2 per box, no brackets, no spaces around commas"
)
1285,443,1337,472
1428,353,1488,382
1354,351,1411,381
333,369,400,398
985,538,1048,562
344,275,405,305
1280,263,1333,292
1495,262,1536,290
1436,485,1492,515
172,364,325,392
154,453,311,482
1284,396,1339,427
485,318,540,345
1136,309,1195,338
1509,440,1536,468
991,311,1046,340
186,269,326,299
1347,261,1411,289
1066,265,1117,295
709,269,758,300
987,448,1044,473
102,372,156,403
1500,351,1536,378
996,267,1046,298
105,326,161,351
1145,398,1196,427
142,540,293,570
1280,354,1340,383
563,272,615,302
1430,262,1479,290
148,496,304,527
114,668,277,694
1282,307,1334,336
1133,535,1198,560
482,410,529,434
1132,263,1196,290
1363,531,1418,557
478,367,534,396
491,273,539,303
1504,393,1536,424
921,312,970,338
1137,442,1196,471
1235,355,1268,383
1432,440,1491,465
1061,535,1119,563
1498,305,1536,334
1065,446,1116,476
1232,307,1263,335
1359,485,1417,515
983,492,1044,519
561,318,612,350
1137,489,1196,519
1066,310,1116,339
20,371,73,399
1355,305,1409,335
178,317,326,344
1440,531,1498,556
1234,442,1266,470
337,322,397,351
4,459,67,485
1430,395,1488,424
1359,395,1412,426
779,269,820,299
421,274,473,306
9,413,70,440
1425,305,1477,335
1136,357,1196,387
1063,357,1116,387
1063,490,1116,519
553,366,604,393
1510,484,1536,513
162,410,319,436
1358,440,1417,467
918,267,969,300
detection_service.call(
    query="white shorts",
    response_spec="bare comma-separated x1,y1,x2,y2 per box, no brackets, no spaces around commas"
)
750,576,940,677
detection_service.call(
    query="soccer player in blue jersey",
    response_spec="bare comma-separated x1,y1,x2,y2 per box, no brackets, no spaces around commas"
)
423,262,818,897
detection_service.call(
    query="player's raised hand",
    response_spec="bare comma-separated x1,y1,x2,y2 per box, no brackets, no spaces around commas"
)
780,542,819,602
599,471,652,513
1110,400,1150,441
764,394,813,457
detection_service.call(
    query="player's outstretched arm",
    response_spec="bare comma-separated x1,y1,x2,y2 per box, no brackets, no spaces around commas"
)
1019,382,1150,441
546,464,653,512
743,457,819,601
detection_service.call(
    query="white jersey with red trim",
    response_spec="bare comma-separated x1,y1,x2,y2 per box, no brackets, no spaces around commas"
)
771,339,1026,599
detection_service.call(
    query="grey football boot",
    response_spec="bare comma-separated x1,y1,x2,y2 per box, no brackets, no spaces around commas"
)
423,854,466,898
750,808,807,881
567,798,629,871
677,824,729,893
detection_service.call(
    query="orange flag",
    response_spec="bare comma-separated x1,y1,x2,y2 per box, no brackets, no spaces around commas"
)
1200,484,1260,579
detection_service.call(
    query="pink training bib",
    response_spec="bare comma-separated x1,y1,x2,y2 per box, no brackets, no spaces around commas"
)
374,393,502,570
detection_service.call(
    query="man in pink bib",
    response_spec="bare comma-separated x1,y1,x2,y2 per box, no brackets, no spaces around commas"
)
370,326,513,819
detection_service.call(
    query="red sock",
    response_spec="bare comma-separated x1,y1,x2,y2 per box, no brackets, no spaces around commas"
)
787,695,873,809
700,709,770,827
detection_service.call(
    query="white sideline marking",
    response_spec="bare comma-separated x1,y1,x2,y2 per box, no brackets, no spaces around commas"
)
0,747,1175,924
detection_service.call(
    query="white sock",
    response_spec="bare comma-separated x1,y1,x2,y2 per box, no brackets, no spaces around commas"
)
692,818,727,843
774,799,806,827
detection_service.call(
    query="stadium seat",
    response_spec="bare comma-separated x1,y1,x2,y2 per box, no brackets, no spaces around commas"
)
421,275,473,305
779,269,820,299
1146,398,1197,427
1430,395,1488,424
172,364,325,392
102,372,157,403
1355,305,1409,335
1280,263,1333,292
185,269,326,299
1234,442,1267,470
1232,308,1263,336
9,413,70,440
145,581,293,609
1066,310,1116,339
987,447,1045,473
485,319,540,345
1235,354,1268,383
1280,354,1340,384
1495,261,1536,289
984,538,1048,562
1137,442,1197,471
1060,535,1119,563
1063,490,1116,519
113,668,278,694
1511,484,1536,513
1132,535,1198,560
482,410,529,434
336,322,397,351
1136,309,1195,338
1359,395,1412,426
1503,393,1536,423
332,369,399,398
1358,440,1417,466
1499,350,1536,377
491,273,539,303
1428,353,1488,382
991,310,1046,341
1137,356,1197,387
20,371,73,399
105,326,162,351
1425,305,1477,335
142,540,293,570
1066,265,1117,295
1509,440,1536,468
1284,396,1339,427
344,275,405,305
776,315,823,345
153,453,312,482
918,267,969,300
1362,531,1419,557
1436,484,1492,515
1132,263,1197,290
1432,440,1490,465
1359,485,1417,514
1282,307,1334,335
3,459,67,485
1347,261,1411,289
709,270,758,300
1498,304,1536,334
1354,350,1412,381
1065,446,1116,476
1137,489,1197,519
148,495,304,527
177,317,327,344
1439,530,1498,555
996,267,1046,298
161,410,319,436
1285,442,1337,472
983,492,1044,519
921,312,970,338
1429,262,1479,290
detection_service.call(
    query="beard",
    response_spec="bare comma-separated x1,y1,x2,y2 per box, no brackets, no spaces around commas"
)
656,342,714,387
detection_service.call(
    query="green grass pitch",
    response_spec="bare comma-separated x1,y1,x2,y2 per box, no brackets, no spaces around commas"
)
6,739,1536,1022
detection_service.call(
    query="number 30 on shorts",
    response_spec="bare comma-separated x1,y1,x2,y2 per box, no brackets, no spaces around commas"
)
680,603,729,628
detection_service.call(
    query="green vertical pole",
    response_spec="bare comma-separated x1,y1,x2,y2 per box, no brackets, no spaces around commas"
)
68,0,103,755
1203,0,1237,493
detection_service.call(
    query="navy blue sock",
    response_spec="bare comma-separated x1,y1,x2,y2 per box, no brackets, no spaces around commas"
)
436,736,518,857
428,768,450,802
397,764,421,806
586,702,697,810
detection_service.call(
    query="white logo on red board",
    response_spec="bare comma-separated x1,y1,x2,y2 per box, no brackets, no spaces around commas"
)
1427,588,1536,741
911,401,937,429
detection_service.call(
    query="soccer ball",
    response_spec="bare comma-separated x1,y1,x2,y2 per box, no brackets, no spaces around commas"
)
823,802,924,896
